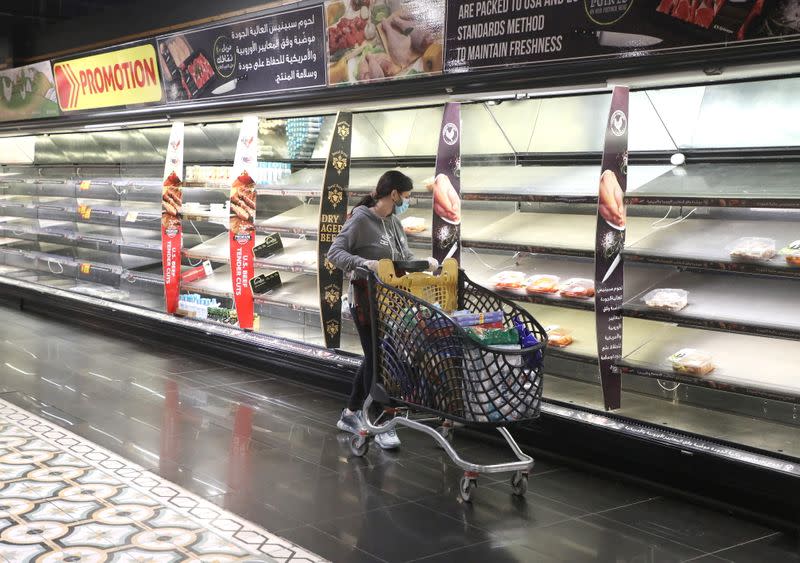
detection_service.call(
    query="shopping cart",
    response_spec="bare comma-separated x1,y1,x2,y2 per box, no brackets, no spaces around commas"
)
349,258,547,502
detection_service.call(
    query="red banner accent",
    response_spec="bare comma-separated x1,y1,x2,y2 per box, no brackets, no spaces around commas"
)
162,221,182,314
230,228,255,330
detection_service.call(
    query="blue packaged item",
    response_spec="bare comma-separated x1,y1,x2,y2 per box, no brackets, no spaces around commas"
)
513,316,544,368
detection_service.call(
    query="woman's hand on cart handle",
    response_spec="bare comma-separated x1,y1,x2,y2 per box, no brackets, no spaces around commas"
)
426,257,439,271
364,260,380,272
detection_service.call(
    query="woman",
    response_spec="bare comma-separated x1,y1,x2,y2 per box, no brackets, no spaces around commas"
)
328,170,437,450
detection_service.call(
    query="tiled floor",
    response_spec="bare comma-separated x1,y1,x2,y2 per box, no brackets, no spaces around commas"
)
0,304,798,563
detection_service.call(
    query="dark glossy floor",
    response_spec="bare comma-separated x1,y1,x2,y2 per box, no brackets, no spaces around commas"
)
0,304,798,563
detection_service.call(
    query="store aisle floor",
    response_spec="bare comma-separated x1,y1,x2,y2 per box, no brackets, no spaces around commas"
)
0,305,797,563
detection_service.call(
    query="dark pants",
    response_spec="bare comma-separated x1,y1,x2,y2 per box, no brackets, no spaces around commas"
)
347,280,373,412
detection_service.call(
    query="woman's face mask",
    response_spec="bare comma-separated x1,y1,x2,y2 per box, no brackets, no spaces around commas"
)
394,192,410,215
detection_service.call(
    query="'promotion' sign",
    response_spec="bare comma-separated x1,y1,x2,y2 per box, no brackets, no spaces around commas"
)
53,43,163,112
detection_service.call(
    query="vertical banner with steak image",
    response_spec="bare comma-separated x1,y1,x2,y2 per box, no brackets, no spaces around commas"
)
161,122,185,314
594,86,629,411
318,111,352,349
431,102,462,264
229,116,260,331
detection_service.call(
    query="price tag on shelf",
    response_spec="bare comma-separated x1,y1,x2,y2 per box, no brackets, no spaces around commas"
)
77,205,92,220
79,180,91,191
125,211,139,223
79,263,91,275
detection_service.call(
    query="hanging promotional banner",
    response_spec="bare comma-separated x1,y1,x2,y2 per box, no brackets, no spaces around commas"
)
229,116,260,331
157,5,326,103
318,111,353,349
0,61,59,122
53,43,163,111
431,102,462,264
594,86,629,411
325,0,445,86
444,0,800,73
161,122,185,314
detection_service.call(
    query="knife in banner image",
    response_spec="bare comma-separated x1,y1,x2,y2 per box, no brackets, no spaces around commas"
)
212,74,248,96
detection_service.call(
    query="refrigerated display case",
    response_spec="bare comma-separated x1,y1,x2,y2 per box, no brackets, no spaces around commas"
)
1,75,799,515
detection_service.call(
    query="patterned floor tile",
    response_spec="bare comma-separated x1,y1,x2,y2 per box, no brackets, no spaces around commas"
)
0,397,327,562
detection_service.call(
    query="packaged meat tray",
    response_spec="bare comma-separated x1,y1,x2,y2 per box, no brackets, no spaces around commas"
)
668,348,715,376
729,237,776,261
643,288,688,312
488,271,527,290
558,278,595,299
780,240,800,267
545,325,573,348
525,274,560,294
401,216,426,234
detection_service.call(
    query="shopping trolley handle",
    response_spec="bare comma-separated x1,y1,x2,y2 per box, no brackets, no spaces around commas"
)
393,260,430,273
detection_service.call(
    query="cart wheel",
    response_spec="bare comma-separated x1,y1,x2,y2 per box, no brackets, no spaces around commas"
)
510,471,528,497
349,434,369,457
459,476,477,502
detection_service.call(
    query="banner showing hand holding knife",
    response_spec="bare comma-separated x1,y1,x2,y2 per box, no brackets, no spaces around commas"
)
594,86,629,411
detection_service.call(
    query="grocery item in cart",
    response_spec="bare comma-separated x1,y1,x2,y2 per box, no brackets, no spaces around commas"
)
465,327,519,345
729,237,776,261
489,271,526,289
451,309,504,327
525,274,560,294
545,325,573,348
558,278,595,298
643,288,688,311
668,348,715,376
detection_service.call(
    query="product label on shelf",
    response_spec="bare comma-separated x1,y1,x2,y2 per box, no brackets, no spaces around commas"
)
318,111,352,349
432,102,462,264
229,116,260,331
161,122,185,314
53,43,163,111
594,86,628,411
157,5,326,104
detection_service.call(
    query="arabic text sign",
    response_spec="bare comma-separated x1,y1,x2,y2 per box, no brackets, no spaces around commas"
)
158,5,326,103
53,43,163,111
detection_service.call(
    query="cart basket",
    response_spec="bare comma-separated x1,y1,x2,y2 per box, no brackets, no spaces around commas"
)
367,259,548,427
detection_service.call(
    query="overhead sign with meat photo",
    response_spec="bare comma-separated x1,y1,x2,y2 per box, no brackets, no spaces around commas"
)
326,0,445,85
0,62,59,122
157,5,327,103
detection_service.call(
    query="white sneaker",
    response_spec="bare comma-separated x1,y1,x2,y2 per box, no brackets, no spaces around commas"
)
337,409,364,435
375,428,401,450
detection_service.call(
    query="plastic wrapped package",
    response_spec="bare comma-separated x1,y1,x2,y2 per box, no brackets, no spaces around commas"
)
780,240,800,267
401,216,426,234
668,348,715,376
488,270,527,289
545,325,573,348
643,288,689,311
729,237,776,261
558,278,595,298
525,274,560,294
